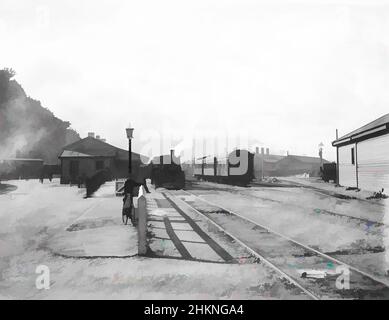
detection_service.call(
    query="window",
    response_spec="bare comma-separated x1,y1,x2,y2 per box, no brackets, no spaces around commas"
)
351,148,355,165
96,160,104,170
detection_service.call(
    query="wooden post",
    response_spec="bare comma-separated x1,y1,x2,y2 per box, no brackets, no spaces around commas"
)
261,147,265,180
355,142,359,189
336,129,339,186
137,186,147,255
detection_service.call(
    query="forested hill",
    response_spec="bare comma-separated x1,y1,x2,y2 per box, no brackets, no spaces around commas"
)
0,68,80,164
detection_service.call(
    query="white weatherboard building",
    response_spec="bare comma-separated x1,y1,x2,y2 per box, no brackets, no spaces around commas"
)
332,113,389,192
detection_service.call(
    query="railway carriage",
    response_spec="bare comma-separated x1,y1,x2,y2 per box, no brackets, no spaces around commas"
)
194,149,255,186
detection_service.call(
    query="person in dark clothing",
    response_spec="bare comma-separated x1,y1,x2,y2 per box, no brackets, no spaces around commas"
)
142,178,151,193
39,169,44,184
123,176,150,207
123,178,142,201
77,176,82,188
122,177,142,225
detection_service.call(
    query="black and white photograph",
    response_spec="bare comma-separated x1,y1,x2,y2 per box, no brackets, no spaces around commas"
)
1,0,389,304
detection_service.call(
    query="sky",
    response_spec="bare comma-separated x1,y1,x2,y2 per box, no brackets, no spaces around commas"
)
1,0,389,161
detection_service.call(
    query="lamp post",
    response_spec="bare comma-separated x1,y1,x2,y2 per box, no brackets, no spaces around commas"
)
126,126,134,176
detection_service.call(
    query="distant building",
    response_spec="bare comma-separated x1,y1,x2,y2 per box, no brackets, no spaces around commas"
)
332,113,389,192
58,135,148,184
253,147,285,179
0,158,44,180
273,155,329,177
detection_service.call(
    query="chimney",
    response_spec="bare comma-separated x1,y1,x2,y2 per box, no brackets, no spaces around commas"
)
266,148,269,155
160,155,163,166
88,132,95,138
255,147,259,155
261,147,265,155
170,149,174,164
96,135,101,140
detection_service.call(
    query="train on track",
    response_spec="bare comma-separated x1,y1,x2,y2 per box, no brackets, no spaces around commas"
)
320,162,337,183
194,149,255,186
150,152,185,190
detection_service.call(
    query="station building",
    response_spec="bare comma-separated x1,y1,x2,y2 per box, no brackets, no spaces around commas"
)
332,113,389,192
58,133,148,184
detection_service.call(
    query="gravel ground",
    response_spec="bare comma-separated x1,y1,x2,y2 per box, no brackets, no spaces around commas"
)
0,179,308,299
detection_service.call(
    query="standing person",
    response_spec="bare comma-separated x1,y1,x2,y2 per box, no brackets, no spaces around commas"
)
123,176,141,226
123,177,142,204
122,174,150,225
143,178,151,193
39,168,44,184
123,175,150,199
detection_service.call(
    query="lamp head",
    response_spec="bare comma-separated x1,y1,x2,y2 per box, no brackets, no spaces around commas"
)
126,127,134,139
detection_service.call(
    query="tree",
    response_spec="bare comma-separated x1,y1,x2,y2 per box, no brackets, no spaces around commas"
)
0,68,16,105
0,68,16,80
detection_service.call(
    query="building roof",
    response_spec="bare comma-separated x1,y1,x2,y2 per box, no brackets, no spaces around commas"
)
59,137,148,163
332,113,389,146
59,151,95,158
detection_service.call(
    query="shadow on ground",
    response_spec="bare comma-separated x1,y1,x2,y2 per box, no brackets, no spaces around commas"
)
0,183,17,194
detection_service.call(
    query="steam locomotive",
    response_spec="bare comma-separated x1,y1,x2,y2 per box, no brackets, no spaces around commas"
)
150,152,185,190
193,149,255,186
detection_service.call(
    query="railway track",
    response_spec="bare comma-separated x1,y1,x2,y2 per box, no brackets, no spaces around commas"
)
166,189,389,300
189,180,387,228
276,179,386,207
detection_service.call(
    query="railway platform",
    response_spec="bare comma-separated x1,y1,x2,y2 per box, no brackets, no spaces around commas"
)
47,181,138,258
